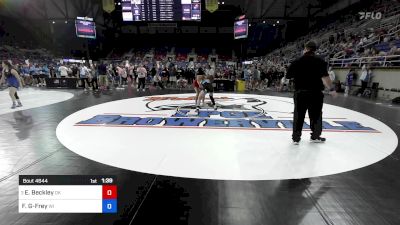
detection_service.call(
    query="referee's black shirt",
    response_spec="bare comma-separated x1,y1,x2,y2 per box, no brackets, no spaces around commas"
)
286,53,329,91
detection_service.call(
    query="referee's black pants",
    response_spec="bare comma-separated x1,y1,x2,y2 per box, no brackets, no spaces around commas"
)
292,90,324,142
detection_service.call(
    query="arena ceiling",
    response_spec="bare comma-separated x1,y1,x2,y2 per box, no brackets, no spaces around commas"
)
0,0,360,22
0,0,104,24
0,0,360,54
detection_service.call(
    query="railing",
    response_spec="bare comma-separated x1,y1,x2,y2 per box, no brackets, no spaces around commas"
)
329,55,400,67
377,14,400,30
388,23,400,35
385,4,400,17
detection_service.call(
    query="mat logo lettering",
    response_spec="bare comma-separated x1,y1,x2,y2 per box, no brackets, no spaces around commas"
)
75,96,377,132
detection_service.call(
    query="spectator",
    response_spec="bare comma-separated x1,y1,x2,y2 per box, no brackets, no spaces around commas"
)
251,66,260,91
71,64,79,77
357,65,370,96
161,65,169,87
153,70,164,89
90,64,98,91
389,44,399,55
58,64,69,78
344,69,356,97
136,64,147,92
79,64,90,91
383,36,390,43
97,62,108,90
169,65,177,88
30,64,40,87
328,67,336,83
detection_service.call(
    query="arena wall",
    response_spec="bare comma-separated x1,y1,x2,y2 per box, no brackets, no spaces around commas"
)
333,68,400,99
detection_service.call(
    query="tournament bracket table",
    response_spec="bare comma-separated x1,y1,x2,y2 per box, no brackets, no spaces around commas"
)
45,78,236,91
213,79,235,92
19,175,117,213
45,78,79,89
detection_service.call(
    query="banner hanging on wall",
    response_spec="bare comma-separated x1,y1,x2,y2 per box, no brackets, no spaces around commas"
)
102,0,115,13
205,0,218,13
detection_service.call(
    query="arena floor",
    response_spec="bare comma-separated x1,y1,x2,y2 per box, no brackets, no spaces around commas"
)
0,87,399,225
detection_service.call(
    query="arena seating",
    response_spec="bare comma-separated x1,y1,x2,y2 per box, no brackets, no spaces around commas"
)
264,0,400,69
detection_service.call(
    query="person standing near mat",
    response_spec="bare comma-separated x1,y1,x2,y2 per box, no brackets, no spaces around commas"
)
97,61,108,90
136,64,147,92
153,69,164,90
79,63,90,91
196,69,217,111
0,61,23,109
193,67,205,107
286,40,337,145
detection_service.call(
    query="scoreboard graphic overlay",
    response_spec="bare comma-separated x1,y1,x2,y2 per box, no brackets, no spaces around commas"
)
19,175,117,213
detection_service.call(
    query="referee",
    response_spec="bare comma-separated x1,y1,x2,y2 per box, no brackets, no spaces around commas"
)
286,41,337,145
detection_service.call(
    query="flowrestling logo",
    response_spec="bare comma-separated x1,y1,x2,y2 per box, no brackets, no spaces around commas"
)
359,12,383,20
75,96,378,132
